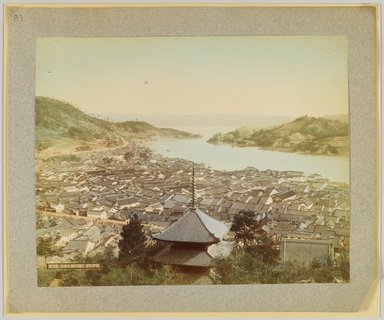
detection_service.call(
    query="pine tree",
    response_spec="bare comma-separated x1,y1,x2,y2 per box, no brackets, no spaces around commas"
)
231,210,257,247
118,214,147,267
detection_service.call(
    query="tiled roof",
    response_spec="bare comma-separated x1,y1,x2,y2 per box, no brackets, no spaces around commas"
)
173,194,190,204
152,208,230,244
200,198,213,206
117,197,138,206
210,198,223,206
63,240,90,253
274,190,296,200
151,248,216,267
230,202,245,210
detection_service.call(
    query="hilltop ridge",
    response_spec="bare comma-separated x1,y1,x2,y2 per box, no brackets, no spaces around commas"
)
207,115,349,156
35,97,200,153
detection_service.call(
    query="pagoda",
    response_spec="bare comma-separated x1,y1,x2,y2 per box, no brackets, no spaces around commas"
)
150,164,233,273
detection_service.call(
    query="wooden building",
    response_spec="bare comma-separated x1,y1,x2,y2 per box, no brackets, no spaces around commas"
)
150,164,232,273
151,207,231,273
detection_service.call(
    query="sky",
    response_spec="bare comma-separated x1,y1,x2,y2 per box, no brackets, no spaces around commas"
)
36,36,348,117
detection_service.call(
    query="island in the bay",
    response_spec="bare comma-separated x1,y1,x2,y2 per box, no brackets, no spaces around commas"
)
207,115,349,156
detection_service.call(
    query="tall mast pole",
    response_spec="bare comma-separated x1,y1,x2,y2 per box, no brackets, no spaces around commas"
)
191,162,196,209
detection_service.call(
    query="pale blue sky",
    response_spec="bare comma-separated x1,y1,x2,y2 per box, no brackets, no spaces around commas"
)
36,36,348,117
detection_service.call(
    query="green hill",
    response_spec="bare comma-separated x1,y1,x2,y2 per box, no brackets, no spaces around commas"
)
207,115,349,156
35,97,199,151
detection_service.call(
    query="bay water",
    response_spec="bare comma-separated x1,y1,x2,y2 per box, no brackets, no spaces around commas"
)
145,126,349,184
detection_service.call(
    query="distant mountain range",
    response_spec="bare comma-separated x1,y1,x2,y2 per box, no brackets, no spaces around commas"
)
35,97,199,151
93,112,348,129
207,115,349,156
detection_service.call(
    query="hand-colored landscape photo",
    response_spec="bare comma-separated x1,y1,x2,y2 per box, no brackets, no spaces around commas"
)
35,36,350,286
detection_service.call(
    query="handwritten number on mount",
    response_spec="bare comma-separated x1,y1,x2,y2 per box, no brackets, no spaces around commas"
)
13,14,23,22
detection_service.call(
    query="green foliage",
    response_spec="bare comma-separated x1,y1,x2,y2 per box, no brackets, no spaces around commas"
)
116,121,157,133
208,115,348,154
160,128,200,138
217,215,348,285
231,212,278,263
281,136,290,144
214,248,350,284
68,127,86,139
36,140,53,151
327,145,338,154
251,234,280,265
214,249,269,284
149,266,183,285
231,210,256,232
37,247,349,286
296,141,320,153
231,210,258,246
35,97,114,144
270,261,313,283
250,130,275,147
35,96,199,149
118,215,147,267
97,266,139,286
207,133,222,144
36,235,62,257
336,251,350,281
310,255,334,283
37,240,183,287
37,268,56,286
60,267,106,286
51,263,182,286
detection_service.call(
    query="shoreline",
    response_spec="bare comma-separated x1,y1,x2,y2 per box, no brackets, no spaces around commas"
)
35,137,349,186
206,140,349,157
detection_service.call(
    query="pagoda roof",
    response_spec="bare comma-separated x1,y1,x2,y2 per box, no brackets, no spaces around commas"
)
150,247,216,268
152,208,230,244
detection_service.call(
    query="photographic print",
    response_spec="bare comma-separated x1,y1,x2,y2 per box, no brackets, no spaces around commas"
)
35,36,350,287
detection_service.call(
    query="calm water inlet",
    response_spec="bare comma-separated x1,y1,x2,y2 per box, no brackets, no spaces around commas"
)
145,126,349,184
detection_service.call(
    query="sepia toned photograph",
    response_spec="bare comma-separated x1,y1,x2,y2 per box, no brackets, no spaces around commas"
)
4,4,379,314
35,36,350,287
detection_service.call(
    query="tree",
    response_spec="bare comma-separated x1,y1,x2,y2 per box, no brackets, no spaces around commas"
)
150,266,183,285
36,235,61,257
252,233,280,265
231,210,258,247
231,211,278,262
118,214,147,267
61,269,96,286
310,255,335,283
213,249,266,284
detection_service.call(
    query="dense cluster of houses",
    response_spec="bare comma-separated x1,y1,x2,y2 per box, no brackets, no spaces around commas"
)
36,215,121,264
35,144,350,263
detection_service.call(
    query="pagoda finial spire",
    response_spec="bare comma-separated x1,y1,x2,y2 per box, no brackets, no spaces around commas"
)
191,162,196,209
